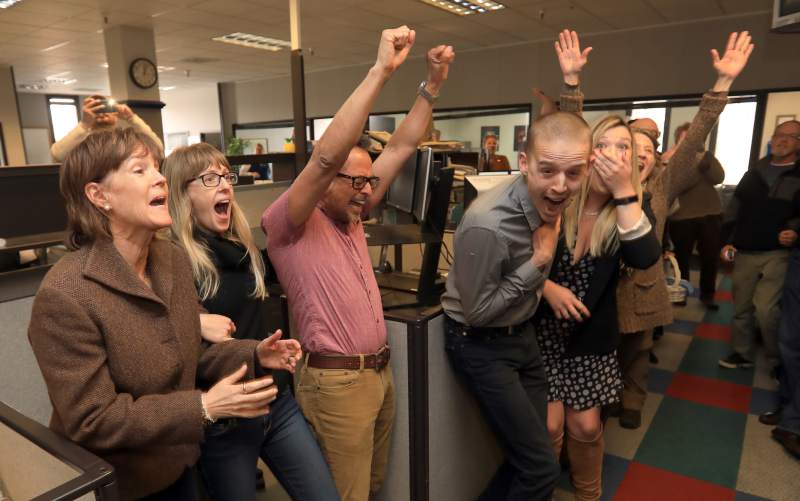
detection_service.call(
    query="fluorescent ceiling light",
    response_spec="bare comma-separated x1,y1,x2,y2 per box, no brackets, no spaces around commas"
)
159,86,176,91
42,41,70,52
212,32,291,51
418,0,505,16
0,0,23,9
157,66,175,72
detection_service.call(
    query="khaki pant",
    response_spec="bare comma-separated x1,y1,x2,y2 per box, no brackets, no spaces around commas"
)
296,360,396,501
732,250,789,362
619,329,654,411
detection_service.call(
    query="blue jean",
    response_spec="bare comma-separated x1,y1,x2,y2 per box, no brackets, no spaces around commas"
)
199,392,339,501
778,249,800,435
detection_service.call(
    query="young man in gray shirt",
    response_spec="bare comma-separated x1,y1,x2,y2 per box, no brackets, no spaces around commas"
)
442,111,591,500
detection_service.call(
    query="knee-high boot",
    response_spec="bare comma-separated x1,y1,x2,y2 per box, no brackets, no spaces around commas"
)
566,429,604,501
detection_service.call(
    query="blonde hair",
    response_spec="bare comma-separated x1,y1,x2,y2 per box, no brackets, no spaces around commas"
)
563,115,643,257
163,143,267,301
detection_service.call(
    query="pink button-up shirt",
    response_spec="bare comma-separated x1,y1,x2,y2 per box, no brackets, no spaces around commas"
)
262,191,386,355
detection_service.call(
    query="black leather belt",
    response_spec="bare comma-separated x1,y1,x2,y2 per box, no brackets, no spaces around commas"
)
444,315,529,339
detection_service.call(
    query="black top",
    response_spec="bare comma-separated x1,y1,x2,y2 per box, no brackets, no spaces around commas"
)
199,232,290,392
722,157,800,251
535,200,661,357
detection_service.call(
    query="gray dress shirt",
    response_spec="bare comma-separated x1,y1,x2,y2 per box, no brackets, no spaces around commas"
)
442,175,546,327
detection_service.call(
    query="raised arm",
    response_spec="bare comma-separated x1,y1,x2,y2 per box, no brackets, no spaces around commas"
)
667,31,753,201
287,26,415,227
555,29,591,115
367,45,455,211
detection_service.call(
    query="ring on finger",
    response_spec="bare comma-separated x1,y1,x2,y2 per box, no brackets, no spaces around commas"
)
242,382,248,394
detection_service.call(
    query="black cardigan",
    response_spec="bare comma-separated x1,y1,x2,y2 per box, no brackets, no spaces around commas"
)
535,201,661,357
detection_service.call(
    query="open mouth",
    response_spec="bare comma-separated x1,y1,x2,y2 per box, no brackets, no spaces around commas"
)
214,200,230,216
349,199,366,209
543,195,567,212
149,195,166,207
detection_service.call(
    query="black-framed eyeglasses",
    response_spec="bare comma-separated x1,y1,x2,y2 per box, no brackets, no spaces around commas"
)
190,172,238,187
336,173,380,190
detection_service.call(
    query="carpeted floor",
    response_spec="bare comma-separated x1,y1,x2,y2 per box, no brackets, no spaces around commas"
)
554,272,799,501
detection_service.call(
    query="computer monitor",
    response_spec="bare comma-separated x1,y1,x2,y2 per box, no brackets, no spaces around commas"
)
386,151,418,214
447,151,479,169
413,148,433,223
0,165,67,239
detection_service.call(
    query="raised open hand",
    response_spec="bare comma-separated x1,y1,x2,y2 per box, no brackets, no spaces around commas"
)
426,44,455,93
375,26,416,75
711,31,754,91
554,29,592,85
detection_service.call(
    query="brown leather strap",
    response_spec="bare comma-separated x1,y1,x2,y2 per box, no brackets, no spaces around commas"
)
307,346,390,371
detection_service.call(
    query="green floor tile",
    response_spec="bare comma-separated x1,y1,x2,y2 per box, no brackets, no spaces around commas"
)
678,338,755,386
703,301,735,325
718,275,733,292
635,396,746,488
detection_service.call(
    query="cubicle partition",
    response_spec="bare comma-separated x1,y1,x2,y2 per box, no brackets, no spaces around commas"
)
0,401,118,500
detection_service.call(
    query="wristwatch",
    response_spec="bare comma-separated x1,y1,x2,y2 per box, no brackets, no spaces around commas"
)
612,195,639,207
417,80,438,104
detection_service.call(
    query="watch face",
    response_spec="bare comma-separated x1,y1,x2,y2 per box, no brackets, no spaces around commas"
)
130,58,158,89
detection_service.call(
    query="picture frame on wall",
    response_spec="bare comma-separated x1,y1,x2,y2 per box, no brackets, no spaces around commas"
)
513,125,527,152
480,126,500,150
776,114,796,127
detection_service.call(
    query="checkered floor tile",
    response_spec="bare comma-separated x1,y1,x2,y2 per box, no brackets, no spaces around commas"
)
562,270,800,501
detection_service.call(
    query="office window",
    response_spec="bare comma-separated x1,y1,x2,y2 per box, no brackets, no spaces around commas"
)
48,96,80,142
714,101,757,185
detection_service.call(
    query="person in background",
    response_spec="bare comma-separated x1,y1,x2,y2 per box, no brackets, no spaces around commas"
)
667,123,726,310
163,143,337,501
262,27,454,501
442,110,592,501
28,128,300,501
479,133,511,172
51,95,163,162
555,30,751,437
719,119,800,371
240,142,272,180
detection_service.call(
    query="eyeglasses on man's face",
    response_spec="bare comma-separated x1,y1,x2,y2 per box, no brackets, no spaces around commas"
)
336,173,380,190
191,172,238,187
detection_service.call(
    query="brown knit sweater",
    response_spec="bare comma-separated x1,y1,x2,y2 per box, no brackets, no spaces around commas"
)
28,237,259,500
671,151,725,220
560,86,727,333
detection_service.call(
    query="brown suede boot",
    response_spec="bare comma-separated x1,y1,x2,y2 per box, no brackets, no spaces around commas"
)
566,430,604,501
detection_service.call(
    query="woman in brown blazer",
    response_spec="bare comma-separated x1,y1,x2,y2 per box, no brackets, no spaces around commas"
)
552,30,753,430
28,128,301,501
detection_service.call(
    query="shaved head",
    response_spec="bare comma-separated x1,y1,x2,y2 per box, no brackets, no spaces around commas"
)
527,111,591,154
630,118,659,135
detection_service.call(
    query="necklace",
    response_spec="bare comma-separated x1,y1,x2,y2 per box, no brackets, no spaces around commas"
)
583,210,600,217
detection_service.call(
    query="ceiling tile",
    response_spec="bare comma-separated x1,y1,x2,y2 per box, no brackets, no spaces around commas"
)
717,0,773,14
514,1,613,33
572,0,667,29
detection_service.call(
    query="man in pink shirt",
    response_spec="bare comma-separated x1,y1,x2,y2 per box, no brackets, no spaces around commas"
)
262,26,454,501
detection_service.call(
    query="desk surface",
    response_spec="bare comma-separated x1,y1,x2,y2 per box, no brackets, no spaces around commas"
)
364,223,441,247
0,231,65,252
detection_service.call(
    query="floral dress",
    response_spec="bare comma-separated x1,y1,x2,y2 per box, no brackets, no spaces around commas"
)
535,247,623,410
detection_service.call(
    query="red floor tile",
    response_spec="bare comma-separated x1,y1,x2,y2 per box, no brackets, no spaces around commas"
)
614,462,735,501
715,291,733,302
694,323,732,342
665,373,752,413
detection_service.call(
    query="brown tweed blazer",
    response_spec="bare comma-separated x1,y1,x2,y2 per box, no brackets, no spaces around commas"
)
28,237,259,500
560,88,727,333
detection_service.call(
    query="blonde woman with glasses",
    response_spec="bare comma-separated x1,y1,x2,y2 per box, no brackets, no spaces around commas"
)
532,115,661,500
163,143,338,501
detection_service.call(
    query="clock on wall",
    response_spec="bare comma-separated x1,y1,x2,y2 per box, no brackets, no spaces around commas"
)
129,57,158,89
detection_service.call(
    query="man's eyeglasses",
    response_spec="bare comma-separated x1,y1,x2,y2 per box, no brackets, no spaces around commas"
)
336,173,380,190
772,132,800,141
190,172,238,187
